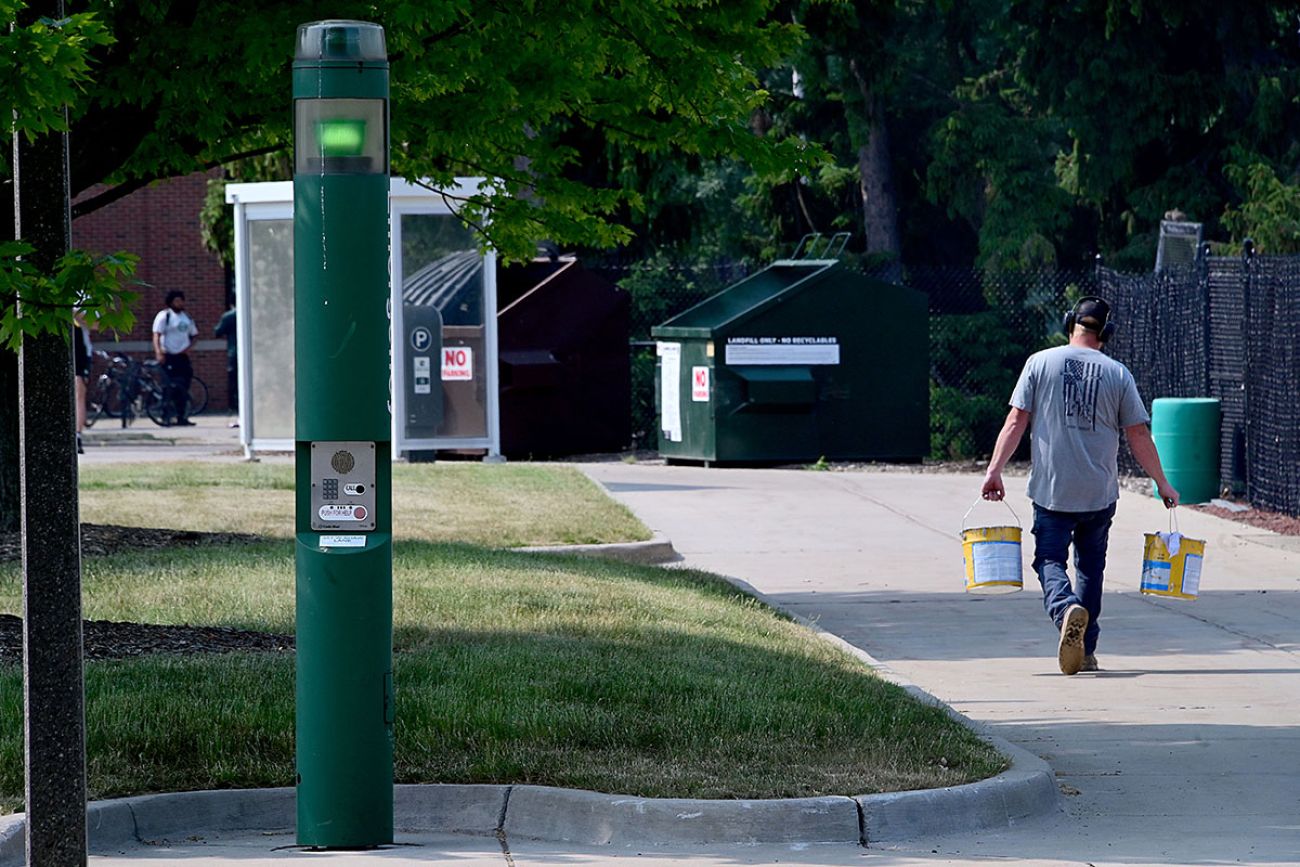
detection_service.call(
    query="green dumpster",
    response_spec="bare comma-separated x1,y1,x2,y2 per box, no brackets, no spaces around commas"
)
650,257,927,465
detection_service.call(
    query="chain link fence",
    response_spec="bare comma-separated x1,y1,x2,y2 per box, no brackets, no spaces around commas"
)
1103,251,1300,514
589,251,1300,515
588,258,755,448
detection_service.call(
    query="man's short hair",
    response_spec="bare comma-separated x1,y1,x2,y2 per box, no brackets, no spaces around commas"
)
165,290,185,306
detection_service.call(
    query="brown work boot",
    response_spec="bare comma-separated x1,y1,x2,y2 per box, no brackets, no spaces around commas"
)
1081,654,1099,673
1058,605,1089,675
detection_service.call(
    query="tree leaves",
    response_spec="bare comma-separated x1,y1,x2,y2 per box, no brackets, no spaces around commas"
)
0,246,139,350
66,0,818,262
0,3,111,144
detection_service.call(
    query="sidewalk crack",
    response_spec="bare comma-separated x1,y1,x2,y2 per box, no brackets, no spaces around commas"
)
495,786,515,867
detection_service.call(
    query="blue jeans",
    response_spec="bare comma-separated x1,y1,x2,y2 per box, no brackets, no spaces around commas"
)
1031,502,1117,655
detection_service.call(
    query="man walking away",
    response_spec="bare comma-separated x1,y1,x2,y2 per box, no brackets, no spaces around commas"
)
152,290,199,426
981,297,1179,675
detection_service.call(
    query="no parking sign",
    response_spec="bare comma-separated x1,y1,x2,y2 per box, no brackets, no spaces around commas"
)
441,346,473,381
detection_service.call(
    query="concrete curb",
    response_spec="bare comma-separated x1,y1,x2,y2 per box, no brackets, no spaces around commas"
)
502,786,861,846
515,531,680,565
720,574,1063,844
2,783,858,863
0,814,21,865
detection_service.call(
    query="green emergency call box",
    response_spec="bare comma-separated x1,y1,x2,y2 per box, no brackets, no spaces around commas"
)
292,19,393,849
650,256,927,465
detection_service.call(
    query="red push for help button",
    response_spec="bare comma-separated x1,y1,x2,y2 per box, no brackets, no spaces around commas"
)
318,504,368,521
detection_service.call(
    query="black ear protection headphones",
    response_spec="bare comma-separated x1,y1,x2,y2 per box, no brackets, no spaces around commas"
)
1062,296,1117,343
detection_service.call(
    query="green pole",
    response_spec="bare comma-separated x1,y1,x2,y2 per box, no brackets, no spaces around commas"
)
292,20,393,848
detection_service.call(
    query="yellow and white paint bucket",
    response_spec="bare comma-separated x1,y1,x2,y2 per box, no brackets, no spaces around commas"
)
961,499,1023,594
1141,509,1205,601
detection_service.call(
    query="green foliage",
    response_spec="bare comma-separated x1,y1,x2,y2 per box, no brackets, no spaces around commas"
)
72,0,823,262
199,154,293,269
0,244,138,350
696,1,1300,270
0,3,129,347
629,348,659,448
928,311,1024,459
0,3,112,141
1222,157,1300,254
930,385,1008,461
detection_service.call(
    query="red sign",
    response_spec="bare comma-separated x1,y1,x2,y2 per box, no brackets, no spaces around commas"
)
691,366,710,401
441,346,473,381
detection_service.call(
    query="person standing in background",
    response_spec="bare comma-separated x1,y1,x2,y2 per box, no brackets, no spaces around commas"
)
152,290,199,426
214,297,238,427
72,309,94,454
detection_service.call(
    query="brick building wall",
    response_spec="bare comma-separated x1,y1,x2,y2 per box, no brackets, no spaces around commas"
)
72,171,234,412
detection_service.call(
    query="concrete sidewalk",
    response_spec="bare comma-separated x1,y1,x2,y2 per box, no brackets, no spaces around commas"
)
583,463,1300,865
80,413,256,464
28,449,1299,864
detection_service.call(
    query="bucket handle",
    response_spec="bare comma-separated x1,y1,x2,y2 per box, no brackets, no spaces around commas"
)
961,497,1022,533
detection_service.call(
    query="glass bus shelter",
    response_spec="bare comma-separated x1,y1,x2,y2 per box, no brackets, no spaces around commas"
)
225,178,500,459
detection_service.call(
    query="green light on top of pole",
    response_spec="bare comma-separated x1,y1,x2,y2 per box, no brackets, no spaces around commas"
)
316,119,368,156
296,20,387,63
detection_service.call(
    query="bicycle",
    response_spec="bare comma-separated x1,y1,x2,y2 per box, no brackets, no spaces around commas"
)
85,351,209,428
85,351,127,426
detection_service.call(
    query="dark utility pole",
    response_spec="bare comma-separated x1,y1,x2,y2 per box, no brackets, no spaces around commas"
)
15,0,89,862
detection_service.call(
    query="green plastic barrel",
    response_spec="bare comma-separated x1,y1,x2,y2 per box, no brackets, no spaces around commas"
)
1150,397,1221,504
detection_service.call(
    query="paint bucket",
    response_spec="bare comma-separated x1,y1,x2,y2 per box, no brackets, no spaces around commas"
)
960,498,1023,594
1140,508,1205,601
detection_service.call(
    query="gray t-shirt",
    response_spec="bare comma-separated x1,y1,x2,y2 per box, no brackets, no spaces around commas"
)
1010,345,1150,512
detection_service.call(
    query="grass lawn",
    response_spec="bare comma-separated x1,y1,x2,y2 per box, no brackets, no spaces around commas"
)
0,463,1006,813
77,462,650,546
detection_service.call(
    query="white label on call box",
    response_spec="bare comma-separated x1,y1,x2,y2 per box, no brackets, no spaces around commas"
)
442,346,473,381
320,534,366,548
691,366,710,401
318,504,369,522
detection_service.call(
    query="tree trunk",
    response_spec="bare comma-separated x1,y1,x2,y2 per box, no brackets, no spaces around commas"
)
849,60,901,274
16,1,88,863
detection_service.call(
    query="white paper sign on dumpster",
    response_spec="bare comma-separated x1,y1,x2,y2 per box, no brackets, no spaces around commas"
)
657,341,682,442
441,346,473,381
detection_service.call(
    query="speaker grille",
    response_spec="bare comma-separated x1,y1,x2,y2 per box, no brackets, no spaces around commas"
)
331,450,356,474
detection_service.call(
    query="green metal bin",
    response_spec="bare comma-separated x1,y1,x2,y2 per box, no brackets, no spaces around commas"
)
650,254,927,464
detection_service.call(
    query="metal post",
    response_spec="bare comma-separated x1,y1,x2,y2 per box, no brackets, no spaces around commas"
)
1199,242,1212,397
1241,239,1254,501
292,20,393,848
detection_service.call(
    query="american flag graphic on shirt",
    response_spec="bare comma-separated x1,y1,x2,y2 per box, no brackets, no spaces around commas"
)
1062,359,1101,430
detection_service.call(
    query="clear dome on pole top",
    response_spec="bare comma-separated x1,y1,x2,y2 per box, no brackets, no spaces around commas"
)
296,21,386,62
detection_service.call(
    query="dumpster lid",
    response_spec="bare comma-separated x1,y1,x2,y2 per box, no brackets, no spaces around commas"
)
651,260,836,338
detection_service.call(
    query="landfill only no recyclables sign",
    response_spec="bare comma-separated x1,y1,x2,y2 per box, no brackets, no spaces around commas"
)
442,346,473,381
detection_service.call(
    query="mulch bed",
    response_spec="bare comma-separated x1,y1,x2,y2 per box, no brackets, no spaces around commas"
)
0,615,293,663
1,524,291,664
1190,503,1300,536
0,523,264,564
